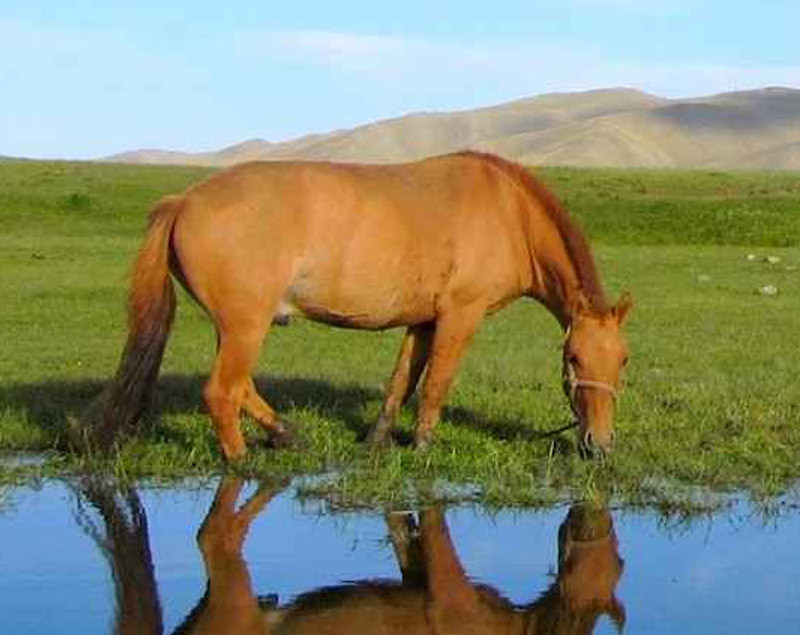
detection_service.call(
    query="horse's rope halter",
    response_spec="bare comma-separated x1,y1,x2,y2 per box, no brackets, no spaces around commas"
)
557,520,616,576
559,522,615,565
561,325,620,418
563,361,619,413
539,326,622,439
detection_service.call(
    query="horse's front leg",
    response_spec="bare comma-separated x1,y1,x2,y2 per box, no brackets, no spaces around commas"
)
414,304,485,450
367,322,434,448
385,512,425,584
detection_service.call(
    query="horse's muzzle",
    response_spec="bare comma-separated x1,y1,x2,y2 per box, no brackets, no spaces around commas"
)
579,429,614,459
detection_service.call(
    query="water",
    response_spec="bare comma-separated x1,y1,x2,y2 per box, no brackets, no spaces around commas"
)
0,479,798,634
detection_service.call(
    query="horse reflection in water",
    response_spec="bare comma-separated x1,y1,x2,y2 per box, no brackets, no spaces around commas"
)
73,479,164,635
74,478,625,635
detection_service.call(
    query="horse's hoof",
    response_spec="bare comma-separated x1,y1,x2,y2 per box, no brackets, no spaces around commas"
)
413,435,433,452
365,414,395,449
367,432,395,452
65,414,123,456
65,415,93,453
222,446,248,462
267,418,301,449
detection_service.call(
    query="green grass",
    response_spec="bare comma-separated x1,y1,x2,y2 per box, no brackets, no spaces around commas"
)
545,167,800,247
1,160,799,509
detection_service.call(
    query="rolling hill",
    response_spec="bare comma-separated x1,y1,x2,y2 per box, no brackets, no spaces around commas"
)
106,87,800,170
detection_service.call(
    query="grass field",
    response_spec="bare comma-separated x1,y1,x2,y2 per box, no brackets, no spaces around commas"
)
1,160,799,509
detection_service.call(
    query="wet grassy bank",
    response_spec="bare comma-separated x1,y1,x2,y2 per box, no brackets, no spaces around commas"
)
1,160,799,509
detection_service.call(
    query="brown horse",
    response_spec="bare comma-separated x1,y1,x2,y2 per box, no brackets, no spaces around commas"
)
91,151,631,459
175,478,626,635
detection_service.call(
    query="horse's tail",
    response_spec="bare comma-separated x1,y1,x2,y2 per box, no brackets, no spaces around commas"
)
80,196,184,451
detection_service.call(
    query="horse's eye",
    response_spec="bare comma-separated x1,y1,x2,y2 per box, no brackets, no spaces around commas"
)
621,356,629,368
568,354,580,368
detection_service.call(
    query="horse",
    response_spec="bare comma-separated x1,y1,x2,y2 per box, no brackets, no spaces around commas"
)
183,478,626,635
74,477,625,635
90,151,632,459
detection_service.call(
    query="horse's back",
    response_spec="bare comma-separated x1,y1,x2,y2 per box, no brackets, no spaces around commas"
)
171,155,533,329
265,582,522,635
266,584,428,635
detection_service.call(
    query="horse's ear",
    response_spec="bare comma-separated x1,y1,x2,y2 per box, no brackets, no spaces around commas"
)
612,292,633,326
569,292,590,318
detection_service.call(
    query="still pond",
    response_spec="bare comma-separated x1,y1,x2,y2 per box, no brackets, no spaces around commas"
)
0,478,798,634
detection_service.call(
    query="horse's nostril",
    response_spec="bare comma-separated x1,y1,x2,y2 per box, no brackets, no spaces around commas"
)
581,429,612,459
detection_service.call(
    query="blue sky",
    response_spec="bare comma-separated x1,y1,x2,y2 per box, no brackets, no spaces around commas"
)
2,1,799,158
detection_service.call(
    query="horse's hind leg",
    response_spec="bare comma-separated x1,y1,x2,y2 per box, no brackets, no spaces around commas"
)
241,378,297,448
204,327,271,460
367,323,434,448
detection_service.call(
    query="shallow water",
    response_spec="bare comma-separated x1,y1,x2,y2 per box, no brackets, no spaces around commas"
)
0,479,798,634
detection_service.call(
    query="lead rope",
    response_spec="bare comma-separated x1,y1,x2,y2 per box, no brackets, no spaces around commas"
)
537,350,619,439
537,420,579,438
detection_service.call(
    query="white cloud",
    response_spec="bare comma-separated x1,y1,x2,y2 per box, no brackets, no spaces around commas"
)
237,29,470,73
549,0,694,12
235,28,800,99
2,20,798,157
259,30,410,62
235,29,598,85
0,19,224,157
0,19,195,93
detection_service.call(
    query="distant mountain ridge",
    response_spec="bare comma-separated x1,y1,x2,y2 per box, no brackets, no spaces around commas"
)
106,87,800,170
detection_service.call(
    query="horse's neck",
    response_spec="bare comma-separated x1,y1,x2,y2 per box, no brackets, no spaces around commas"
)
527,230,583,329
521,193,607,330
419,510,481,608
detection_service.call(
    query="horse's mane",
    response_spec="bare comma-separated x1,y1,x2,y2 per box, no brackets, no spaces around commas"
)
524,582,609,635
456,151,609,314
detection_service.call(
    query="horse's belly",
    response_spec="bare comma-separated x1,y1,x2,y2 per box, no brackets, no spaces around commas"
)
282,276,437,330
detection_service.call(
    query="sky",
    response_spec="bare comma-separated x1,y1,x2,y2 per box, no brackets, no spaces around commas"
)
2,1,799,159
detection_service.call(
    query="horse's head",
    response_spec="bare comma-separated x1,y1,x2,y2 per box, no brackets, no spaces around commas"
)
557,504,626,631
562,292,632,457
